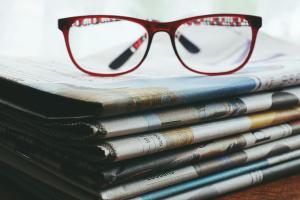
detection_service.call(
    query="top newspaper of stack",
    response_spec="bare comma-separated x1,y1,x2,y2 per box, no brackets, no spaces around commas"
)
0,33,300,121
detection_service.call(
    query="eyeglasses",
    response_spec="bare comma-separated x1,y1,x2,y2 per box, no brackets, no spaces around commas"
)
58,14,262,77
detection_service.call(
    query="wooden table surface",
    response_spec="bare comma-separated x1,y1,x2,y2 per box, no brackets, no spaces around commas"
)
1,173,300,200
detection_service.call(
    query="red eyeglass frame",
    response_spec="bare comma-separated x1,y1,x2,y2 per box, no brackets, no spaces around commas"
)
58,14,262,77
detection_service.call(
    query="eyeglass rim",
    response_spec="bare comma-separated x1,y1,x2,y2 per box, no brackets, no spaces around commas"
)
58,14,262,77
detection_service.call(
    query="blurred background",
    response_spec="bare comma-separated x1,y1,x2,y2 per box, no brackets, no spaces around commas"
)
0,0,299,61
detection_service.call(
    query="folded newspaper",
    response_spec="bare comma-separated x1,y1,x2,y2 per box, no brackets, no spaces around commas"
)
1,32,300,200
0,33,300,120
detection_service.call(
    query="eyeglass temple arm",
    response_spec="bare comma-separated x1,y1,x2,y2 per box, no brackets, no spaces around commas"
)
109,32,200,70
109,34,147,70
176,33,201,53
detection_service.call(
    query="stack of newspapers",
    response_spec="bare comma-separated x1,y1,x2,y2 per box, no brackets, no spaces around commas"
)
1,33,300,200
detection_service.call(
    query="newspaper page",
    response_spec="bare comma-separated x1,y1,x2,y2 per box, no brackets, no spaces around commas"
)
1,119,298,187
99,106,300,161
134,149,300,200
100,135,300,200
164,158,300,200
68,87,300,139
100,121,300,184
3,86,299,142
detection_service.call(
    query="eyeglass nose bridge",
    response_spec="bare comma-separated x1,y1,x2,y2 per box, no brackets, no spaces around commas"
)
148,22,175,35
